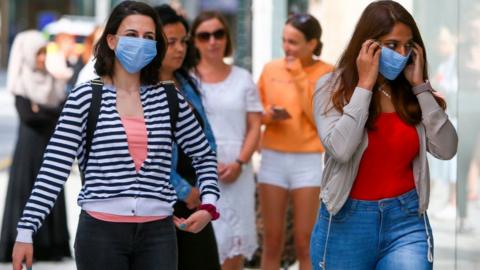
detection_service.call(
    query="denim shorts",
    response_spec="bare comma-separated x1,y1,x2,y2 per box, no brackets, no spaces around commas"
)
310,189,433,270
258,149,323,190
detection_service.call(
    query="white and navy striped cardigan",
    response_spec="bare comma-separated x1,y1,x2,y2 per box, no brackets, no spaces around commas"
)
16,82,220,242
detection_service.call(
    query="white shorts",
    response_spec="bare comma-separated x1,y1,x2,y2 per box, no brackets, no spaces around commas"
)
258,149,323,190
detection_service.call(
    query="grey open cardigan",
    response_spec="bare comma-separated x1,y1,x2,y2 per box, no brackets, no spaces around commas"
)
313,73,458,215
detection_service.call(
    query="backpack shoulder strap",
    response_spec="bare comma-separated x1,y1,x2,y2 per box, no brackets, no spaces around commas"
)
162,80,180,141
81,78,103,183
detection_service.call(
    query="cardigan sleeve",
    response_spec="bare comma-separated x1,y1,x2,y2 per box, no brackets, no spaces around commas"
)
16,85,90,243
172,92,220,206
313,73,372,163
416,88,458,160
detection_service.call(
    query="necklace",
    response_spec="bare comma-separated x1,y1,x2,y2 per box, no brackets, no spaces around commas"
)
378,84,391,98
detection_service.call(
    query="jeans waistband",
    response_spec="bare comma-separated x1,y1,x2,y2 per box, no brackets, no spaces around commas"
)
344,189,418,212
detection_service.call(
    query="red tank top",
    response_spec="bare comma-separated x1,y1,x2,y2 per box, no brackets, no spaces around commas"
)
350,112,419,200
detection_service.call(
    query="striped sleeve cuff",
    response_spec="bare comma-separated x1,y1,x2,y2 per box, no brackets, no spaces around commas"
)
201,194,218,207
16,228,33,243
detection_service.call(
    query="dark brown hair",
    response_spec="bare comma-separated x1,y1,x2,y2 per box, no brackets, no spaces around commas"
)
286,13,323,56
331,0,446,129
154,4,196,72
94,1,167,85
191,11,233,60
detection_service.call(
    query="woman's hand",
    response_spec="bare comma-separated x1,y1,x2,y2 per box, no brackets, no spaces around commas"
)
12,242,33,270
31,103,39,113
264,106,291,122
218,162,242,183
404,42,426,87
357,40,381,90
173,210,212,233
184,187,201,210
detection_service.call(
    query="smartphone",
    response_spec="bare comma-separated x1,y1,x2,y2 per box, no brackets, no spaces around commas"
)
272,106,291,119
407,52,414,65
272,107,286,113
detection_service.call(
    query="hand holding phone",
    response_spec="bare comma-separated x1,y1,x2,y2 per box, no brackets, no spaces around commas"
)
271,106,291,121
403,42,426,86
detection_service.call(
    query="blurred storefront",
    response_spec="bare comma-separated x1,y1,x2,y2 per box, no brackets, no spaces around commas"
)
0,0,98,66
0,0,305,71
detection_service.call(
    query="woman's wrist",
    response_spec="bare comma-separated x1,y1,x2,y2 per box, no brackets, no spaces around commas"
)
412,80,433,95
198,204,220,220
357,80,374,91
235,158,246,166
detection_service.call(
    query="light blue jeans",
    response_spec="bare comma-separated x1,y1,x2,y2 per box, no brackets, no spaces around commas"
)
310,189,433,270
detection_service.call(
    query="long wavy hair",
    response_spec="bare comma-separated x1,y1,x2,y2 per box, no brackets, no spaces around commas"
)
331,0,446,129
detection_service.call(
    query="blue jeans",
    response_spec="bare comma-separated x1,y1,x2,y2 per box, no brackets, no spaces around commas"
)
310,189,433,270
74,211,177,270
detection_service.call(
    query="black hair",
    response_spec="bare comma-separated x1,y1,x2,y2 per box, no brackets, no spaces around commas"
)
286,13,323,56
94,0,167,85
154,4,196,72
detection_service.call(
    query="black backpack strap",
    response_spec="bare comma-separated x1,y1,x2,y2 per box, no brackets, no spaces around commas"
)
162,80,179,141
81,78,103,183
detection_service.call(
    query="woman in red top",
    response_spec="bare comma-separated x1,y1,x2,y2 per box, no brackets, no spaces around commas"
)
311,1,457,270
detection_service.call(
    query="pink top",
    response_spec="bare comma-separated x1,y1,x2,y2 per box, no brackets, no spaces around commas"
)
87,115,165,223
87,210,165,223
121,116,148,172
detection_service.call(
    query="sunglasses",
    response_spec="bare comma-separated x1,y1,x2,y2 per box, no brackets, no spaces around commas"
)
195,29,226,42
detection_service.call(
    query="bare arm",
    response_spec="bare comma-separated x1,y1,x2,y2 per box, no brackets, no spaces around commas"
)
238,112,262,163
219,112,262,183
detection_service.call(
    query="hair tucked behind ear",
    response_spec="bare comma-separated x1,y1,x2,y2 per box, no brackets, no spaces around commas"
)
286,13,323,56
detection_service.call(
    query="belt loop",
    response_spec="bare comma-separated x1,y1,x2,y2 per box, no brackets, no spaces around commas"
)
320,214,332,269
422,212,434,263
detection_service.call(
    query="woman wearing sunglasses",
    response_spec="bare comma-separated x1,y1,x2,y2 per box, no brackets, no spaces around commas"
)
11,2,219,270
191,11,263,270
311,1,457,269
256,13,332,270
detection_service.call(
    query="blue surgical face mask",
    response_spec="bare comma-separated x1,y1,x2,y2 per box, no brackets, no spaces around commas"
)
378,47,411,80
114,36,157,74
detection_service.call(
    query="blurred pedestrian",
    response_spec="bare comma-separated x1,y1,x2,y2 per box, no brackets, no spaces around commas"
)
192,11,263,270
0,30,70,262
74,26,104,86
256,13,333,270
155,4,221,270
311,1,457,269
10,2,219,270
45,32,76,90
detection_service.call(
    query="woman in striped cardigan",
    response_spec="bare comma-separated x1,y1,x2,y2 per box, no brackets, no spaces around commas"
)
11,2,219,270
